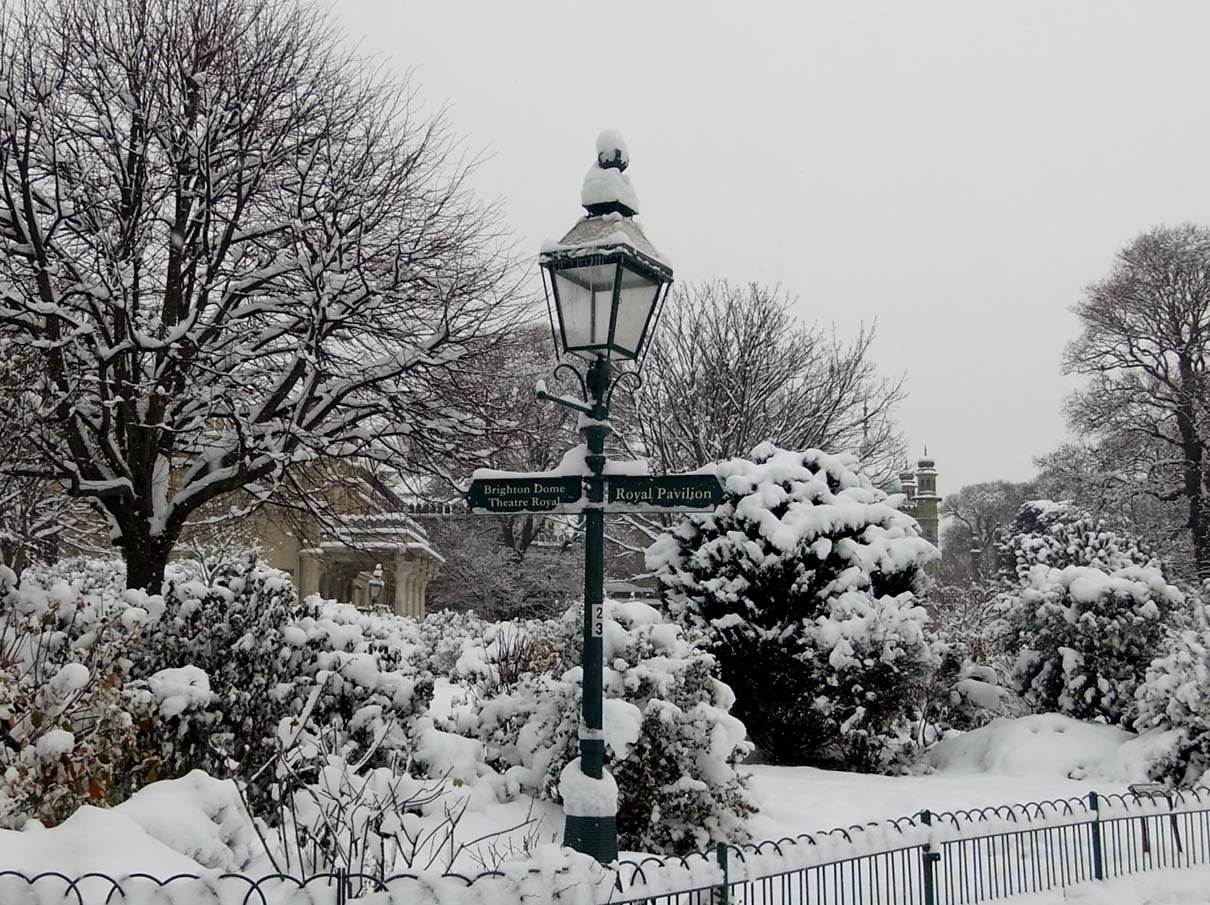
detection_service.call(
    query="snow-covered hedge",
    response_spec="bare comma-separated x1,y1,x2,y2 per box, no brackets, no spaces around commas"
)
998,564,1179,726
446,600,755,854
0,558,437,824
648,444,940,769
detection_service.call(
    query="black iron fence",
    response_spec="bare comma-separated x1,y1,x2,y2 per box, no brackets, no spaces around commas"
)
611,786,1210,905
1,787,1207,904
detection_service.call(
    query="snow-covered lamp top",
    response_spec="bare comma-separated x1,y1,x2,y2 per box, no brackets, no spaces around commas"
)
539,132,672,362
581,129,639,217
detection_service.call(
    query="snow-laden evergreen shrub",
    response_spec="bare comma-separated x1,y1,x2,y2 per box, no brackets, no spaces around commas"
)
997,564,1179,726
998,500,1158,584
447,600,755,854
921,583,1017,735
648,444,940,769
1135,600,1210,785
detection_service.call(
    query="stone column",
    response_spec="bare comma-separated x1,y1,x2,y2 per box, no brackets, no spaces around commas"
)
393,557,414,617
298,555,320,601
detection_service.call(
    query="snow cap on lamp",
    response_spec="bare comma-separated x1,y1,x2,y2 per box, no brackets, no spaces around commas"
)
581,129,639,217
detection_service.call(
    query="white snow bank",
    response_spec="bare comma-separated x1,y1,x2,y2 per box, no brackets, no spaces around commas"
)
0,771,267,878
924,714,1137,779
1069,727,1190,784
924,714,1186,786
413,717,484,783
113,770,270,872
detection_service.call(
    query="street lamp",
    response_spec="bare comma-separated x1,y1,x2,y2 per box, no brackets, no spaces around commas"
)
368,563,385,610
541,132,673,363
538,131,673,863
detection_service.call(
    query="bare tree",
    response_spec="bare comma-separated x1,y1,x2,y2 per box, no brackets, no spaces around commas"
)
0,337,105,572
0,0,520,589
938,479,1036,583
1033,440,1193,577
618,280,905,480
438,323,578,558
1064,224,1210,579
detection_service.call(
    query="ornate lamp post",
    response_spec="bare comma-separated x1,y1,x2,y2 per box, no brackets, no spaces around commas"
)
537,132,673,862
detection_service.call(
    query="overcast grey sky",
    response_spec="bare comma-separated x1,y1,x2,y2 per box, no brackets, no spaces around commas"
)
337,1,1210,494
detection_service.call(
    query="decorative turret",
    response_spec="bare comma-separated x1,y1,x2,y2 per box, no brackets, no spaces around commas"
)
912,448,940,545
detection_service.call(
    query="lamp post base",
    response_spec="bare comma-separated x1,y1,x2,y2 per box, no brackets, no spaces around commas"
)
564,814,618,863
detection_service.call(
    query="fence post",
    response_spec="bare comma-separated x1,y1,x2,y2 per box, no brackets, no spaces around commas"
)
335,867,347,905
714,842,730,905
1089,791,1105,880
921,809,940,905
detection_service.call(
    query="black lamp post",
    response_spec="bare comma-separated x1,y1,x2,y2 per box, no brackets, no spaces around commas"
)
537,132,673,863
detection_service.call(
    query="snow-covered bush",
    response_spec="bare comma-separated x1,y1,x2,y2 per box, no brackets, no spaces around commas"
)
448,600,755,854
1,557,436,821
926,651,1015,736
0,564,208,825
130,562,436,808
1135,601,1210,785
414,608,489,677
998,500,1158,584
926,581,1004,667
921,583,1017,736
649,444,940,769
998,564,1179,726
259,717,500,878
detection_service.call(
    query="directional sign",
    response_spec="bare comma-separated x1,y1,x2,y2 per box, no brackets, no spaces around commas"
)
466,476,583,514
605,474,724,513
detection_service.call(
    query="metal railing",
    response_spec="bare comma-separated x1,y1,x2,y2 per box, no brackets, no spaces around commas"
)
611,786,1210,905
0,787,1207,904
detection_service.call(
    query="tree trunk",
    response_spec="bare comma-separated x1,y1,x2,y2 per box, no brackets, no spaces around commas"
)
122,532,174,592
1177,365,1209,580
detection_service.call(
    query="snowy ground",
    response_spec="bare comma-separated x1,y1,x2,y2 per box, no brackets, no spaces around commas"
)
748,763,1129,839
0,689,1197,905
1012,866,1210,903
748,714,1152,839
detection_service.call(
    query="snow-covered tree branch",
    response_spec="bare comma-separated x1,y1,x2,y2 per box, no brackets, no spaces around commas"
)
616,280,906,482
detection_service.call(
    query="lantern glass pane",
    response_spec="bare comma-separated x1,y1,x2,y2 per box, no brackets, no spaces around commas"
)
611,265,661,358
553,263,617,350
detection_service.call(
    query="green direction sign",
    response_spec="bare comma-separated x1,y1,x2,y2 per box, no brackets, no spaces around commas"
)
466,476,583,514
606,474,724,512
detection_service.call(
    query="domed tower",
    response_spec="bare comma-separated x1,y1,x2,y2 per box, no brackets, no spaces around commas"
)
898,467,918,505
913,450,940,546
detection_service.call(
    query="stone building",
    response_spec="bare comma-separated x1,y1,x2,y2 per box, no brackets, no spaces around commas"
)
254,471,443,618
897,453,941,546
